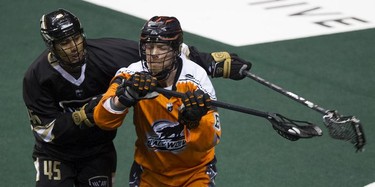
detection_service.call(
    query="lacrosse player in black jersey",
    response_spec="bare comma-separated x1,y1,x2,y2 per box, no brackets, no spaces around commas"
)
23,8,251,187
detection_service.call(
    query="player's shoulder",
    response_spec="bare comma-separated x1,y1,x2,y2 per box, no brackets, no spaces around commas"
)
86,38,138,57
180,56,208,78
86,38,138,49
115,61,143,75
24,50,53,79
178,56,216,98
85,38,140,70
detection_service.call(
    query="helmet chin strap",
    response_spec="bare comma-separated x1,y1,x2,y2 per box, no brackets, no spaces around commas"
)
54,46,87,73
51,35,87,73
51,52,86,73
153,62,176,81
152,53,181,81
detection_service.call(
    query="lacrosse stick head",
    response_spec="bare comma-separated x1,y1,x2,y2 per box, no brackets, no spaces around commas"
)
323,111,366,152
268,113,323,141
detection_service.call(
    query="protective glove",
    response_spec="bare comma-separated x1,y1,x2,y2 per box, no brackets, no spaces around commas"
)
72,95,103,127
116,72,158,107
178,89,211,130
210,52,252,80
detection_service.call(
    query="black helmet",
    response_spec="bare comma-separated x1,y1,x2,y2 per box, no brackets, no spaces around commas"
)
139,16,183,80
140,16,183,53
40,9,86,69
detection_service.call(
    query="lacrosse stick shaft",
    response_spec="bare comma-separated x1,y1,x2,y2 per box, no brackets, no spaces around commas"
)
123,79,271,118
154,87,322,141
123,80,322,141
243,70,328,115
154,87,270,119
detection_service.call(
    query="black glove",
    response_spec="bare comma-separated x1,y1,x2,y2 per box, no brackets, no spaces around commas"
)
211,52,252,80
72,95,103,127
178,89,211,129
116,72,158,107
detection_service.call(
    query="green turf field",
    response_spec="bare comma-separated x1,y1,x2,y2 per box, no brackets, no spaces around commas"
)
1,0,374,186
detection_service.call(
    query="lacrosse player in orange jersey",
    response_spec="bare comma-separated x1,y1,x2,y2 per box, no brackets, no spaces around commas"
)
94,16,221,186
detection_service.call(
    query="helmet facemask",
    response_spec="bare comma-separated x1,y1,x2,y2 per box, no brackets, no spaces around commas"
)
52,33,86,72
40,9,87,72
139,16,183,81
141,42,180,81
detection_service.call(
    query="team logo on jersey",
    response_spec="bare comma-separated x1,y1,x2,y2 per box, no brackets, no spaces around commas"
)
166,103,173,112
88,176,109,187
147,120,186,152
75,89,84,98
185,74,194,79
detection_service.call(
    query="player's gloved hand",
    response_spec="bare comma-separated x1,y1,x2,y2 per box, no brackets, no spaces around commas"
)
116,72,158,107
178,89,211,130
72,95,103,127
210,52,252,80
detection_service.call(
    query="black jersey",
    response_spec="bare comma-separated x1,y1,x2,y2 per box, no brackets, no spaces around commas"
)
23,38,140,160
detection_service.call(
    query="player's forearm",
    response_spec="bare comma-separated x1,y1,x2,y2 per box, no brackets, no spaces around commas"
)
93,84,128,130
31,111,84,144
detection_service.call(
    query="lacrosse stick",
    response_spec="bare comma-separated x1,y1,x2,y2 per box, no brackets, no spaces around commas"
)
243,70,366,152
149,86,323,141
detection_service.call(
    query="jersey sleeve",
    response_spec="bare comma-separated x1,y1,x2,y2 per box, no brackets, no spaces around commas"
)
93,68,134,130
184,110,221,152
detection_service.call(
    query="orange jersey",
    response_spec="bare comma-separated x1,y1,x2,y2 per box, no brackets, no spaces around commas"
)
94,56,221,186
